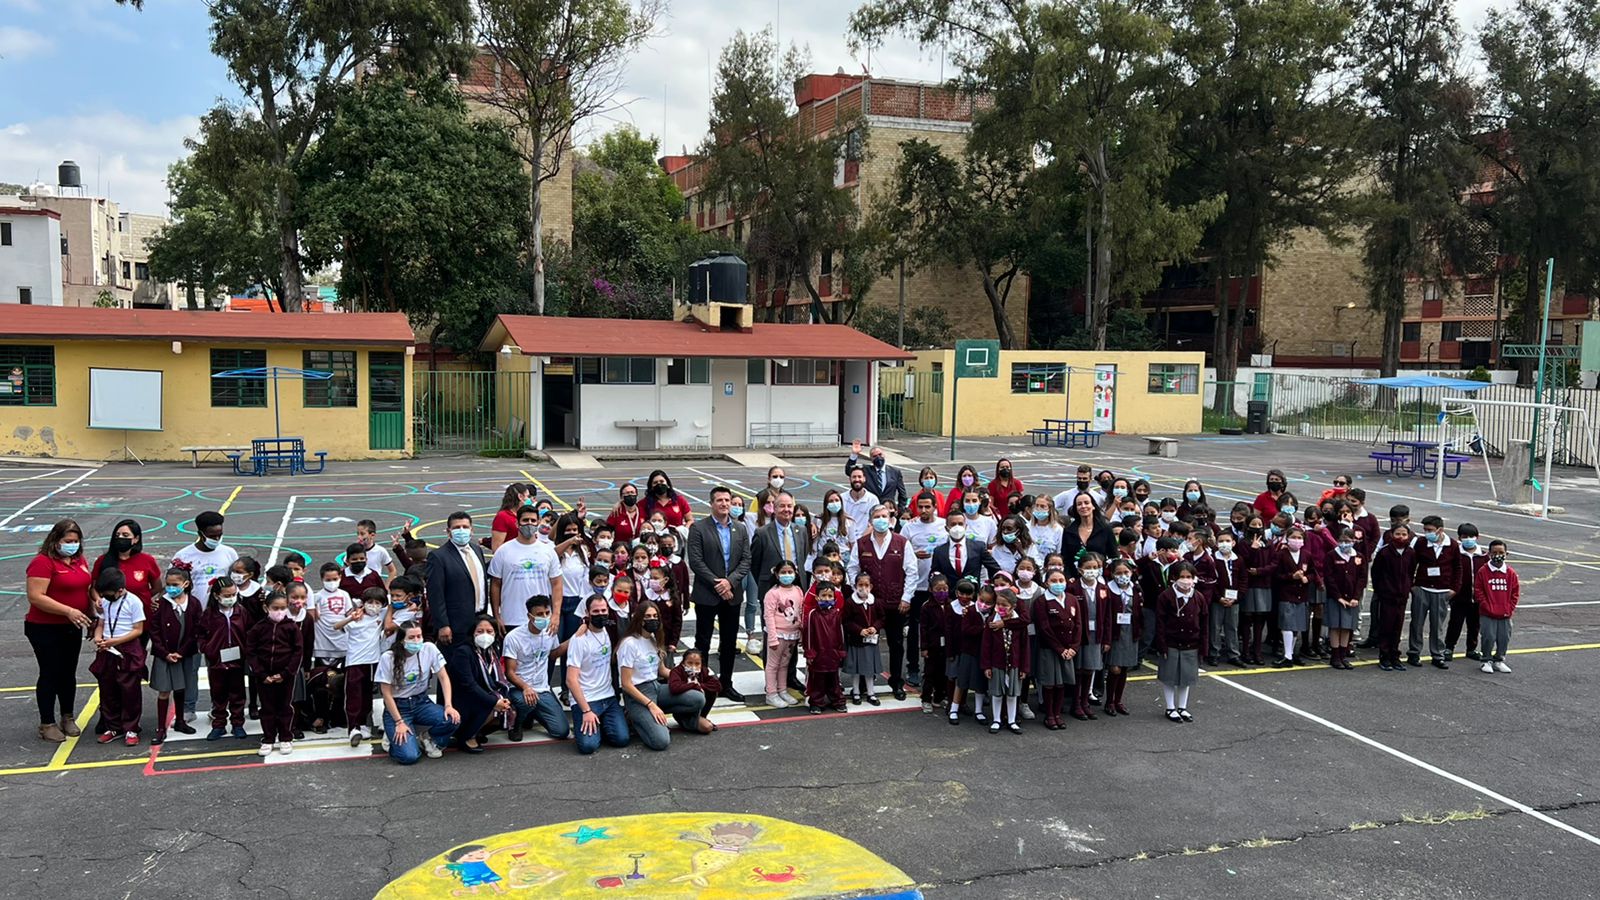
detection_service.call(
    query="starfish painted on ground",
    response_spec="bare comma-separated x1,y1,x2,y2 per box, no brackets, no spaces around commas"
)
560,825,614,846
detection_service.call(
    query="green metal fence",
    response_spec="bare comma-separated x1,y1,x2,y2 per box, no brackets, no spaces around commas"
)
878,367,944,436
413,369,533,455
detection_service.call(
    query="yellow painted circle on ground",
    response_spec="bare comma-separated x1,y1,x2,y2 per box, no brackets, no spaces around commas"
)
375,812,920,899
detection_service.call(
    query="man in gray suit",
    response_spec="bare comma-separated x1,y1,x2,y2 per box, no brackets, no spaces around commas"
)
751,491,812,602
688,485,752,702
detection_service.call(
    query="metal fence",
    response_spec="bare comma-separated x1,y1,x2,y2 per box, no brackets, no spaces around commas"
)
413,369,533,455
878,367,944,436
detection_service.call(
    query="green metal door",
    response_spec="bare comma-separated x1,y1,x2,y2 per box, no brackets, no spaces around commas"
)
369,352,406,450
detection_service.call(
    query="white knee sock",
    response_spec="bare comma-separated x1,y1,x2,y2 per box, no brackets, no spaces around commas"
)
1161,685,1176,709
1283,630,1296,658
1005,695,1017,723
1176,686,1191,708
973,691,987,714
990,694,1002,721
863,674,875,696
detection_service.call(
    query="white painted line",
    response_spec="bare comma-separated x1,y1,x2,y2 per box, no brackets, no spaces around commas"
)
1210,672,1600,848
262,742,376,764
0,467,96,530
0,468,64,485
267,495,298,563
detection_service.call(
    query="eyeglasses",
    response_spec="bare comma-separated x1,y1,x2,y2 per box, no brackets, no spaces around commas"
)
1333,480,1349,487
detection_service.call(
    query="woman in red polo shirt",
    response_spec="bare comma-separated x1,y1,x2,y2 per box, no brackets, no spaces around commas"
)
642,470,693,529
986,458,1025,516
606,482,646,545
24,519,94,743
91,519,163,621
489,482,532,552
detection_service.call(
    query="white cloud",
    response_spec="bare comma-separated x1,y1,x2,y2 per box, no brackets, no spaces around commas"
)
0,26,55,61
0,111,199,214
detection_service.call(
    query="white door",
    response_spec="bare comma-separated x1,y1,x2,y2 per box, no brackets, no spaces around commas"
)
710,359,746,447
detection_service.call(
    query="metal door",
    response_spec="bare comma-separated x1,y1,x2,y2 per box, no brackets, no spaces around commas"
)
710,359,746,447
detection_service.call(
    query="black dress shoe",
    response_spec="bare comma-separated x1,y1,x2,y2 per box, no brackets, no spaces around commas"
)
1431,658,1449,670
865,694,882,706
455,740,485,754
1272,657,1292,668
1406,654,1422,667
892,689,907,701
721,687,746,703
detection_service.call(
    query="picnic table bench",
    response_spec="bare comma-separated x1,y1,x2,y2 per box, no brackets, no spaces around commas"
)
181,445,249,468
1145,436,1178,457
1028,418,1105,449
227,437,328,476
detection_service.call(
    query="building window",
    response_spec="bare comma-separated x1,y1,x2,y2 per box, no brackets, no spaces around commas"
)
60,236,68,255
747,358,766,384
602,357,655,385
1402,322,1422,342
0,222,10,246
1148,363,1199,395
666,357,710,385
1010,362,1065,395
0,346,55,406
18,287,31,305
819,250,833,278
1441,321,1462,342
210,349,267,407
1422,283,1441,302
303,350,358,407
773,359,836,386
1549,320,1565,345
135,262,150,281
121,261,131,281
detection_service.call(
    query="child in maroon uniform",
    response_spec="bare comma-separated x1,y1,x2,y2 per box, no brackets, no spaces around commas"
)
1240,516,1276,664
668,649,721,721
1208,530,1247,667
946,580,985,725
1272,527,1313,668
1153,561,1207,723
1103,558,1142,716
1475,541,1520,674
1370,525,1417,672
248,592,304,755
980,590,1030,734
803,584,847,713
918,573,952,714
1446,523,1487,663
339,544,384,600
842,572,884,706
148,568,201,744
199,577,252,740
1322,528,1366,670
1032,568,1081,730
89,568,146,746
1409,515,1461,669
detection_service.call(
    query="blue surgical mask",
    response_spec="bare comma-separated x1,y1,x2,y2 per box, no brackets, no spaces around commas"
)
1338,542,1355,553
59,541,80,556
794,515,807,526
871,517,890,533
818,599,835,610
391,600,407,610
922,478,936,489
1281,506,1297,519
778,572,796,586
731,506,744,519
1001,531,1017,544
532,616,551,631
164,585,184,599
450,527,472,546
403,640,424,653
1113,487,1128,499
1032,508,1049,521
1461,537,1478,550
1185,490,1201,503
1426,531,1441,544
1048,581,1066,595
826,501,842,514
201,537,221,551
963,502,979,516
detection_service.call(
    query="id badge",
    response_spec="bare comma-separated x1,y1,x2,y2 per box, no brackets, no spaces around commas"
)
219,646,241,663
865,634,879,645
1224,589,1239,601
1116,612,1132,626
1087,619,1096,633
1426,567,1441,577
939,636,946,648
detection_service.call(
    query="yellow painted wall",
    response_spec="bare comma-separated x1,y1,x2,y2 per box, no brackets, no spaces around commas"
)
909,349,1205,435
0,340,412,461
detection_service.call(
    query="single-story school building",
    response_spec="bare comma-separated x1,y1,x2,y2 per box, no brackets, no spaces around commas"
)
479,314,914,451
0,306,416,461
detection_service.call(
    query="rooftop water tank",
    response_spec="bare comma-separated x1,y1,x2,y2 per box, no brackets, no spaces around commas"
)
58,160,81,188
705,253,748,305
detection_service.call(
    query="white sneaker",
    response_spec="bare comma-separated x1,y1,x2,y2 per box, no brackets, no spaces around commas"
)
257,742,273,757
420,735,442,759
359,725,371,739
183,710,197,724
745,635,763,654
765,692,788,708
279,741,293,755
1480,662,1494,673
1020,705,1036,720
381,732,390,752
1494,661,1511,673
348,727,362,748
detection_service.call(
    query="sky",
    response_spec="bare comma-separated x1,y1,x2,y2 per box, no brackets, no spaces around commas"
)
0,0,1499,218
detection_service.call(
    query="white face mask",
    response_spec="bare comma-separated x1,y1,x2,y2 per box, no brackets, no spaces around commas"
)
1081,569,1101,583
473,632,495,650
322,580,341,593
947,525,966,541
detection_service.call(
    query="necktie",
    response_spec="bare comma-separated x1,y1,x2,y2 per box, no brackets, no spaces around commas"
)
781,524,793,561
954,541,963,573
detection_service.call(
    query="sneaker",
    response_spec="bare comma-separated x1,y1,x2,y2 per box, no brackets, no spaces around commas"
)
124,733,139,747
808,706,823,715
1019,705,1036,721
349,728,362,748
279,742,293,755
206,727,226,741
381,732,391,752
420,735,443,759
231,725,248,740
96,730,120,744
921,701,933,714
359,725,371,740
257,742,273,757
182,710,197,724
1480,662,1494,673
1494,661,1511,673
765,692,788,708
745,635,763,654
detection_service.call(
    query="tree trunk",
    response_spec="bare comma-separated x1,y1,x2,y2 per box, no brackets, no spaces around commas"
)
275,185,303,313
1093,157,1112,351
1380,260,1403,379
981,272,1017,349
1518,253,1541,386
184,280,198,311
1227,264,1250,386
1210,255,1231,414
530,139,546,314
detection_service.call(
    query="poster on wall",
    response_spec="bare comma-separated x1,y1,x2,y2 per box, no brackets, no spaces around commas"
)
1092,364,1116,432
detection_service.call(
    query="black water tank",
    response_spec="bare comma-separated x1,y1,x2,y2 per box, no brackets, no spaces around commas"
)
58,160,81,188
687,257,711,304
706,253,748,304
1246,400,1269,435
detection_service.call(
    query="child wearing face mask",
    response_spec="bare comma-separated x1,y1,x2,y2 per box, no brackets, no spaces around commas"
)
1272,527,1312,668
946,580,985,724
843,573,883,706
803,584,848,713
1032,567,1081,730
341,544,384,601
669,648,722,722
1154,561,1206,723
231,556,265,620
919,573,952,714
1070,554,1109,721
980,590,1029,734
1137,537,1184,663
1446,523,1486,662
1240,517,1276,666
1208,531,1248,667
763,561,805,708
1475,540,1519,674
1371,524,1417,672
644,563,684,663
335,586,388,746
200,578,252,740
285,581,313,741
308,562,353,734
247,592,303,755
1323,528,1366,671
656,533,691,602
89,568,146,746
608,575,636,632
1409,515,1460,669
148,568,201,744
1103,558,1142,715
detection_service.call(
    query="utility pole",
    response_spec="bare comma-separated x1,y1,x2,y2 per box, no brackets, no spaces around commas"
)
896,260,906,348
1527,257,1556,486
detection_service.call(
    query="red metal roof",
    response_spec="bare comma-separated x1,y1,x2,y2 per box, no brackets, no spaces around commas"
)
0,206,61,219
482,315,914,360
0,306,416,346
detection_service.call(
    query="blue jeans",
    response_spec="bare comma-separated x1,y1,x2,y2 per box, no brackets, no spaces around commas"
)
623,680,705,751
742,573,760,632
571,695,629,754
509,688,570,740
382,694,459,765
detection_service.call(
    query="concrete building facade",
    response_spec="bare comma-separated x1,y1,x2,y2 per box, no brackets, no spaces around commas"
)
0,202,64,306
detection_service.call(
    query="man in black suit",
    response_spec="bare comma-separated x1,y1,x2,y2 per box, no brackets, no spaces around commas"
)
687,485,753,702
426,510,488,646
848,440,908,511
751,491,812,600
930,510,1001,585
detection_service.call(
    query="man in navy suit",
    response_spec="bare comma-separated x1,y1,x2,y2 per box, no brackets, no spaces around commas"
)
930,511,1001,585
426,511,488,646
848,440,908,512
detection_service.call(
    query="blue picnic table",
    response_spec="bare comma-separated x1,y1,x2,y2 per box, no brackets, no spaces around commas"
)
228,437,328,477
1369,440,1470,478
1028,418,1104,449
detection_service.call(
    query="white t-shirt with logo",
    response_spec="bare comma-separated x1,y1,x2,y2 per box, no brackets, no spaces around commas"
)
376,643,446,699
899,517,947,589
502,625,559,693
313,588,354,658
565,628,615,703
172,542,239,605
488,540,562,628
617,635,663,686
344,607,385,666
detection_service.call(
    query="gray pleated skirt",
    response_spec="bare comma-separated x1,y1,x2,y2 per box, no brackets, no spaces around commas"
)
1324,597,1360,630
149,653,200,693
1033,649,1075,687
1277,601,1309,631
846,643,882,678
987,666,1023,697
953,653,985,690
1075,641,1104,672
1243,587,1274,614
1157,648,1199,687
1107,632,1140,669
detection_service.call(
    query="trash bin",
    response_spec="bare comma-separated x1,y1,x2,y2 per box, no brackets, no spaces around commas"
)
1246,401,1269,435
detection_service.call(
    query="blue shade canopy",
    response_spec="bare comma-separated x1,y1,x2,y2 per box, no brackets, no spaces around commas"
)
1356,375,1492,391
211,366,332,381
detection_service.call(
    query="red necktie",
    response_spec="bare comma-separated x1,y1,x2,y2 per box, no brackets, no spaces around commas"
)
954,542,963,572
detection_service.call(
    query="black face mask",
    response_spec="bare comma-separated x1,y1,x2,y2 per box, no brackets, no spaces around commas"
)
998,468,1012,478
110,536,134,554
1269,482,1285,491
652,483,669,496
1077,480,1090,490
621,495,637,507
643,619,660,634
589,613,610,628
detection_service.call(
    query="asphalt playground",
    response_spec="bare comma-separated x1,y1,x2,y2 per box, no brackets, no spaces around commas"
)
0,433,1596,898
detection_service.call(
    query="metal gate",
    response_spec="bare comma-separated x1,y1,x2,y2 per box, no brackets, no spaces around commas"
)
878,367,944,436
413,369,533,455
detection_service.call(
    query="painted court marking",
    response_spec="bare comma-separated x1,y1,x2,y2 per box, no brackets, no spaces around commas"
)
267,495,299,562
0,467,97,530
1210,672,1600,848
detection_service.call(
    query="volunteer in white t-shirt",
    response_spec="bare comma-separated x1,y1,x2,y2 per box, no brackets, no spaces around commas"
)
617,600,709,751
376,623,459,764
488,506,563,630
172,511,238,606
501,595,571,741
565,595,629,754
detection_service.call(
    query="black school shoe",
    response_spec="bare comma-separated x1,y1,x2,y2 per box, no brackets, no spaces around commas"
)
1272,657,1293,668
1406,654,1422,667
1007,722,1023,734
1165,709,1182,723
1465,649,1483,661
892,689,907,701
1431,658,1449,670
1177,708,1194,723
865,693,882,707
809,706,823,715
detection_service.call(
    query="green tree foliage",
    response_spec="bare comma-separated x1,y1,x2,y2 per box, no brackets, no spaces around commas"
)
854,302,954,350
1046,308,1163,351
872,138,1031,348
1478,0,1600,383
298,77,530,352
573,125,695,289
700,29,873,324
475,0,663,314
147,147,279,309
202,0,472,310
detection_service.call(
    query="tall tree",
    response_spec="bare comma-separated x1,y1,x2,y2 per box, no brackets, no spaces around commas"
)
298,77,531,351
474,0,664,314
1354,0,1477,377
573,125,697,289
872,138,1032,348
853,0,1217,349
1170,0,1360,402
147,154,279,309
700,29,874,324
203,0,472,310
1478,0,1600,383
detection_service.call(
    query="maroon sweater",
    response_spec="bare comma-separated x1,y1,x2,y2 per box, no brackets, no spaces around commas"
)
246,618,303,681
1211,552,1248,600
1324,550,1368,605
1153,587,1208,653
1106,582,1143,642
1412,539,1462,593
148,598,200,659
1370,544,1416,603
841,596,884,646
952,604,985,657
1184,550,1218,596
803,605,846,671
1456,550,1488,602
668,663,721,699
921,595,950,654
1031,593,1083,657
198,605,251,670
1243,538,1277,585
1272,547,1312,605
979,609,1030,672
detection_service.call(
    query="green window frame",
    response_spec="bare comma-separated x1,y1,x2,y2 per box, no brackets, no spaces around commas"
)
602,357,656,385
1148,363,1199,395
369,352,405,413
747,358,766,384
0,345,56,407
209,348,267,408
303,350,358,407
1010,362,1065,395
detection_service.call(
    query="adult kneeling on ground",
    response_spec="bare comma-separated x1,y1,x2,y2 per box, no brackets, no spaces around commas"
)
618,600,712,751
377,622,460,764
565,595,629,754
